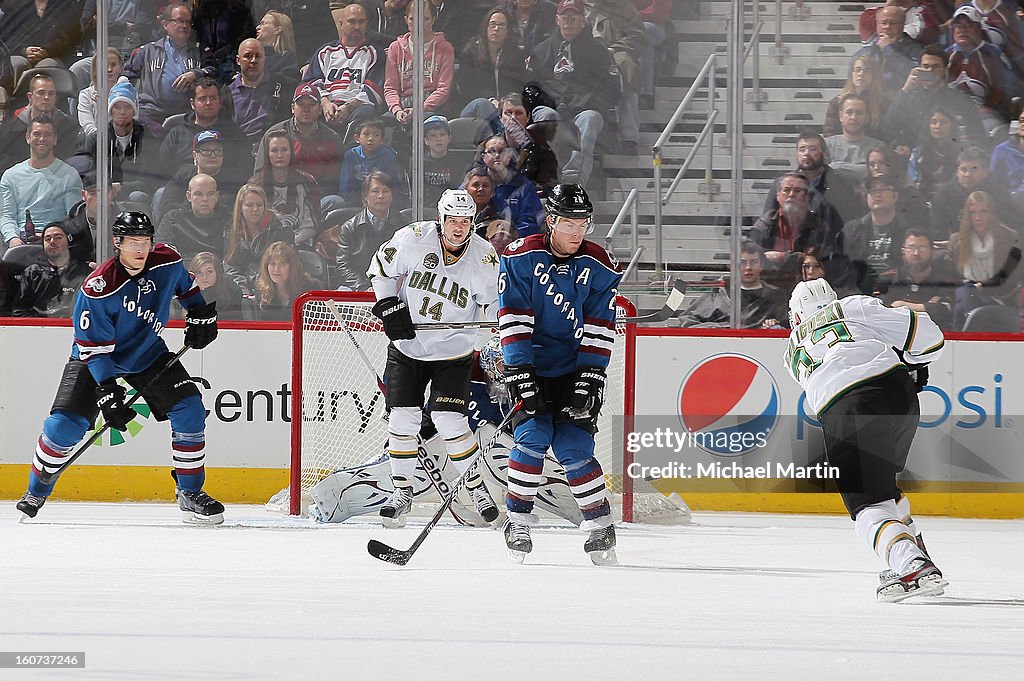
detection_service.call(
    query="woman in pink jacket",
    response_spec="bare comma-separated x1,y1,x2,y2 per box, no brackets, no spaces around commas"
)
383,0,455,127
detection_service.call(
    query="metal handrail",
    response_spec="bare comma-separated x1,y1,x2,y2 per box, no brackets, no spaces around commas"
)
651,53,718,279
622,246,645,282
605,188,643,281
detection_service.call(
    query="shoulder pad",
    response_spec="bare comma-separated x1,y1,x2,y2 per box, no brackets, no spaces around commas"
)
577,241,621,273
145,243,184,271
81,258,127,298
504,233,547,255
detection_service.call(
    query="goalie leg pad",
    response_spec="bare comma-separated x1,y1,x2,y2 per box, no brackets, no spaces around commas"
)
855,500,927,574
309,454,395,523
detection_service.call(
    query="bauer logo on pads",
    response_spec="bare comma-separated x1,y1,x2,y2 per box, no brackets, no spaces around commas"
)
677,354,780,456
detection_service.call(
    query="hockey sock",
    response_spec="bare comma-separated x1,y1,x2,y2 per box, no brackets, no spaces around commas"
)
387,432,419,484
29,412,93,495
855,500,927,574
565,458,612,531
445,432,482,487
507,445,546,515
171,429,206,491
895,495,919,537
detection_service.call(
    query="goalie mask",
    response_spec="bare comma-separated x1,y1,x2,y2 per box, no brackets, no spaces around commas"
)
479,335,507,401
789,278,838,327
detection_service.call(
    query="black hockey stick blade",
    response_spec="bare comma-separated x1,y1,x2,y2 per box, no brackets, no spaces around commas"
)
367,402,522,565
621,280,688,323
367,539,413,565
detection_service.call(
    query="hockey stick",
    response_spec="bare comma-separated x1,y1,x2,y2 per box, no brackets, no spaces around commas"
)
327,301,477,526
412,281,687,328
413,319,497,330
37,346,191,485
368,401,523,565
620,280,688,323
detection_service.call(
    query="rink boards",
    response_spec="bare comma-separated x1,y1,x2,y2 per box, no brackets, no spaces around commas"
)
0,320,1022,517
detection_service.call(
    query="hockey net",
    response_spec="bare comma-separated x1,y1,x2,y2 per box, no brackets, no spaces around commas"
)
276,291,689,524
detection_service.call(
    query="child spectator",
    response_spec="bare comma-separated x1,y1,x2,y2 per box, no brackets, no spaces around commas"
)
384,0,455,126
224,183,294,294
338,117,408,207
423,115,474,209
254,240,314,321
189,251,245,320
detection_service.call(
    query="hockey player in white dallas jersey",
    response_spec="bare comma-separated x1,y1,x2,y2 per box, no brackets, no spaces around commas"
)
784,279,948,602
367,188,500,527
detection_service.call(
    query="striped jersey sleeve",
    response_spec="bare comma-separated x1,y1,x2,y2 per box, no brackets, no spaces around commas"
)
578,253,620,369
497,253,535,367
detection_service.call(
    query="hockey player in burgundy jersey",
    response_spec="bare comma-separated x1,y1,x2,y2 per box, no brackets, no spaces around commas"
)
17,211,224,525
497,183,622,564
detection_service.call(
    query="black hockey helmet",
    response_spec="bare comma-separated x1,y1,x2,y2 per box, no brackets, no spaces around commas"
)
112,211,155,238
545,183,593,219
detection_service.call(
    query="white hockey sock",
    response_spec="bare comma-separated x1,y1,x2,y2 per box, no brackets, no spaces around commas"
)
896,495,919,538
434,413,482,487
855,500,927,574
387,432,419,486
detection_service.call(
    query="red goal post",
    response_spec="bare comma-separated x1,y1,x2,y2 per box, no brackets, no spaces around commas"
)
287,291,687,523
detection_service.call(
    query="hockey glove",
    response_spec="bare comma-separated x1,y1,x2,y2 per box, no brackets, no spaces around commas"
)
505,365,542,415
184,301,218,350
372,296,416,341
96,382,136,432
910,364,929,393
569,366,606,414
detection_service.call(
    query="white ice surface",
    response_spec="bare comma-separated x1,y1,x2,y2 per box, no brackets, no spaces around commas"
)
2,503,1022,681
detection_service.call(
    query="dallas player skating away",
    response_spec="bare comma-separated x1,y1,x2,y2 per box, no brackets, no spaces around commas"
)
16,212,224,525
784,279,947,602
498,184,623,565
367,188,501,527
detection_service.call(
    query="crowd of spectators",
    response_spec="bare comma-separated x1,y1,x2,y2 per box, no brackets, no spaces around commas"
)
0,0,674,320
731,1,1024,333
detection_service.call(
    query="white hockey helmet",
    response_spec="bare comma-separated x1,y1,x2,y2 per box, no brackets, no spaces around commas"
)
437,188,477,221
788,278,837,327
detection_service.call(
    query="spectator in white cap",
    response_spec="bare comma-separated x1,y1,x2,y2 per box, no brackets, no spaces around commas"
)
77,75,158,204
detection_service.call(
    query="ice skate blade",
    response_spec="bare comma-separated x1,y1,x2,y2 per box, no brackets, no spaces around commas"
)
381,514,407,529
181,511,224,526
507,548,528,564
589,547,618,566
878,575,948,603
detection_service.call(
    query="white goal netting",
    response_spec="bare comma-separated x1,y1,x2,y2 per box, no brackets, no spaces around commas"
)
273,291,689,524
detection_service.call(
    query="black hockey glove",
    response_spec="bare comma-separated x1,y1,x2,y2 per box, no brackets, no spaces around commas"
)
569,366,607,415
184,301,218,350
372,296,416,341
96,382,136,432
505,364,542,415
910,364,929,393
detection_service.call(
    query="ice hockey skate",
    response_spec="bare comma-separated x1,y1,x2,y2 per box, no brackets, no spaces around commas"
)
16,492,46,521
584,524,617,566
503,517,533,563
380,485,413,528
468,482,499,523
879,533,930,583
176,488,225,525
877,558,947,603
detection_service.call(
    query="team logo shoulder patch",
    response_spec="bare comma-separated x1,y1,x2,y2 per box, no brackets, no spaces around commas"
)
412,222,424,237
424,252,439,269
86,275,107,293
482,248,498,266
507,238,524,252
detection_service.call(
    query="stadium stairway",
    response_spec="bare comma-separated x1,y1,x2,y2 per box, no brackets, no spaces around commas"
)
598,0,865,302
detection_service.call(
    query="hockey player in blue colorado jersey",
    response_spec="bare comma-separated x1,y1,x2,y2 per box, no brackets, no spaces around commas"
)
497,183,622,564
17,211,224,525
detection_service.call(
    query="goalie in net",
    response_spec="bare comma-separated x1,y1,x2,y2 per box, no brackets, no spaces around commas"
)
306,335,691,527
